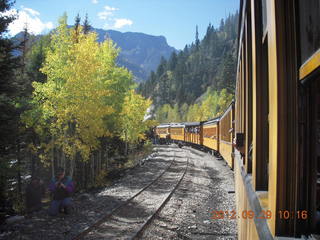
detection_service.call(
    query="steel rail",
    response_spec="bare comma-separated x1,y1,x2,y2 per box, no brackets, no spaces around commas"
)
131,154,189,240
73,149,179,240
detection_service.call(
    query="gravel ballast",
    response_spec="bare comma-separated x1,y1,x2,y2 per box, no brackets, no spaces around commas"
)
0,145,237,240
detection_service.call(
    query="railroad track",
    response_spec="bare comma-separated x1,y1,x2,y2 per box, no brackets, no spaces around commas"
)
73,148,189,240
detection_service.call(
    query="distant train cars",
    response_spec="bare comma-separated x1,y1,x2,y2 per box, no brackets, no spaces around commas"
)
169,123,185,142
155,102,235,166
155,124,170,144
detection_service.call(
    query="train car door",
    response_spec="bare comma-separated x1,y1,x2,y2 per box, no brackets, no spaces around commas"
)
297,0,320,235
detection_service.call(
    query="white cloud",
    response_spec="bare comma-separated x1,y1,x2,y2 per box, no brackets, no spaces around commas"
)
98,5,118,20
98,11,113,20
23,7,40,16
98,5,133,29
113,18,133,29
92,0,98,4
5,6,53,36
104,6,118,11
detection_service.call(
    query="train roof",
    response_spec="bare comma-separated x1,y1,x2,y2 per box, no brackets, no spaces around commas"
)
203,117,220,125
184,122,201,127
156,124,171,128
169,123,185,128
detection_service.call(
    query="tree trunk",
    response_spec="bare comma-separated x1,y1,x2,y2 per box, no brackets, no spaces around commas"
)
16,141,22,204
61,149,66,170
70,155,75,178
30,149,35,177
125,131,128,156
91,154,94,186
84,161,88,189
81,159,85,189
51,137,55,178
106,146,109,170
99,150,102,173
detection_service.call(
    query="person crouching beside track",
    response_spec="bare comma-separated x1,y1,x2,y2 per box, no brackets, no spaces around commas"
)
48,168,74,216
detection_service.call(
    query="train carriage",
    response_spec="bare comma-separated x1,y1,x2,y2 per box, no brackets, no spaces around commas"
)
169,123,185,143
202,118,220,153
219,102,234,169
155,124,170,144
234,0,320,239
184,122,203,146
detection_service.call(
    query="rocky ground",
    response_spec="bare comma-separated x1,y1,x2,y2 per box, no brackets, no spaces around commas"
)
0,145,237,240
140,146,237,240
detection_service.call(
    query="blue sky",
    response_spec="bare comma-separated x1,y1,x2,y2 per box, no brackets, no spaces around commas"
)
9,0,239,49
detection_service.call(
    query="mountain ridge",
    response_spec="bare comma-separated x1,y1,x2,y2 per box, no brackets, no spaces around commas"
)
94,28,177,82
13,27,177,82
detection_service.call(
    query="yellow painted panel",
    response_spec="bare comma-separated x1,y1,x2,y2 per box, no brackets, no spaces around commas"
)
235,154,261,240
190,133,200,145
299,48,320,80
220,142,233,168
267,0,278,236
251,221,259,240
203,137,219,151
171,134,184,141
185,133,190,143
256,191,269,209
159,134,168,139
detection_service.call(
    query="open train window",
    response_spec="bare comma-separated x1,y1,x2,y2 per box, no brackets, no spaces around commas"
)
310,79,320,233
298,0,320,64
301,78,320,234
256,0,269,191
298,0,320,235
261,0,267,38
258,36,269,191
315,81,320,233
245,3,253,174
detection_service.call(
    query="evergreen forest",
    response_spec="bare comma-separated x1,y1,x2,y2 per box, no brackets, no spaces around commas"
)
138,12,239,122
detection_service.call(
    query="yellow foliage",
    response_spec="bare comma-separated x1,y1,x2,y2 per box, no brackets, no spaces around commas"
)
26,14,134,162
120,90,152,143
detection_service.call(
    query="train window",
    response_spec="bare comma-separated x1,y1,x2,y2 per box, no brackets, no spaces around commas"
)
257,34,269,191
298,0,320,65
310,80,320,233
221,112,232,142
261,0,267,38
246,4,253,174
316,83,320,233
171,128,182,135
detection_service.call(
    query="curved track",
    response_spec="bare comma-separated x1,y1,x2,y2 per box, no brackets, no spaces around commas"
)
73,148,189,240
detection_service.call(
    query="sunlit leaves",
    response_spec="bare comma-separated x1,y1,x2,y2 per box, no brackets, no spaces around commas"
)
120,90,152,144
24,14,140,161
155,88,233,123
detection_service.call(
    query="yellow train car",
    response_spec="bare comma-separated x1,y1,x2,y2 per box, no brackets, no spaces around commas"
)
169,123,185,142
155,124,170,144
203,118,220,152
184,122,202,146
234,0,320,239
219,102,234,169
